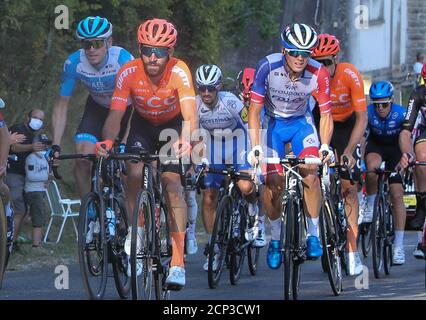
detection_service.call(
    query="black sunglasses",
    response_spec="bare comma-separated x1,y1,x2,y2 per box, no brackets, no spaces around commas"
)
316,59,335,67
140,46,169,58
82,39,106,50
373,102,391,109
197,85,217,92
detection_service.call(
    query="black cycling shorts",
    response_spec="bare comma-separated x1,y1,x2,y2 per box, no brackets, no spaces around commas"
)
75,95,132,143
126,112,190,175
365,138,402,184
330,113,361,182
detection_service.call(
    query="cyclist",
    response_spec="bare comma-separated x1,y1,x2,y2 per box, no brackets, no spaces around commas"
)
96,18,198,290
195,64,259,271
52,16,134,198
363,81,407,265
312,33,367,275
248,23,333,270
236,67,266,248
398,62,426,259
0,107,14,263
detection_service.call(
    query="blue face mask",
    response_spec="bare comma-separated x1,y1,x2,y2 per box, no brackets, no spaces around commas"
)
28,118,43,131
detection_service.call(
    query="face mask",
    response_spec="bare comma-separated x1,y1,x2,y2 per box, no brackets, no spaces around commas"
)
28,118,43,131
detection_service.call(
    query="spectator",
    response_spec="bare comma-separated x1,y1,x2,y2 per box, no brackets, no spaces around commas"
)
5,109,46,245
413,52,425,77
24,134,51,248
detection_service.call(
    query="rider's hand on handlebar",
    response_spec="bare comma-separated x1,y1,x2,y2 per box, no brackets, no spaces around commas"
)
319,144,332,164
341,153,355,169
398,152,415,170
95,139,113,158
247,145,263,166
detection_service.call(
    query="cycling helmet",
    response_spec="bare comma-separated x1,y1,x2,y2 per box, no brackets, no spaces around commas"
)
137,18,177,48
369,81,394,99
312,34,340,58
76,16,112,40
280,23,318,51
195,65,222,86
237,68,256,96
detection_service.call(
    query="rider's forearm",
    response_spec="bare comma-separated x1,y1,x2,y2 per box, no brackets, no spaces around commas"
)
319,112,333,145
399,129,415,155
10,143,33,153
248,102,262,147
180,101,199,145
52,97,70,145
344,111,367,155
102,109,124,142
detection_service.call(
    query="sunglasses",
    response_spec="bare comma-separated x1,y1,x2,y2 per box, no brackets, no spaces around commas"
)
82,39,106,50
316,59,335,67
373,102,391,109
197,85,218,92
140,46,169,58
286,49,312,58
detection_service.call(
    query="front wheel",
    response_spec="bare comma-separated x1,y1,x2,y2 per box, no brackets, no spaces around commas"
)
78,192,108,300
371,196,384,279
229,201,246,285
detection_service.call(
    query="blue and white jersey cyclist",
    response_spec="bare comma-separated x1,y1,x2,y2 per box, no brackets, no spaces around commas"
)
195,64,261,272
364,81,408,265
51,16,134,199
247,23,334,269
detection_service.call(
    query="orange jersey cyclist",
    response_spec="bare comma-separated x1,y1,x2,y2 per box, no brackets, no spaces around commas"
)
311,34,368,275
248,23,334,270
97,19,198,290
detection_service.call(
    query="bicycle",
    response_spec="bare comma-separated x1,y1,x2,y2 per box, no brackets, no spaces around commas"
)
318,156,347,296
264,154,322,300
55,150,130,299
112,148,179,300
365,167,394,278
195,164,259,289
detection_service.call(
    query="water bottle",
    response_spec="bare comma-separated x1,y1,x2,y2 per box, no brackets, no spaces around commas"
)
106,207,116,238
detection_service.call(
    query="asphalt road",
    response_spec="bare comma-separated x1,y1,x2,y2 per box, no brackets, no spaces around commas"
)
0,231,424,300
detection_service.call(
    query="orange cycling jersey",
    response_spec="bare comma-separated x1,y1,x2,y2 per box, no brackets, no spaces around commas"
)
329,62,367,122
111,57,196,126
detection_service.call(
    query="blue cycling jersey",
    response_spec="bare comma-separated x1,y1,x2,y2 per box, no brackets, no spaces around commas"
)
60,46,134,108
367,103,406,143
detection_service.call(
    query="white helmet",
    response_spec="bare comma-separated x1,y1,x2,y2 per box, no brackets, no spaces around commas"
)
280,23,318,51
195,64,222,87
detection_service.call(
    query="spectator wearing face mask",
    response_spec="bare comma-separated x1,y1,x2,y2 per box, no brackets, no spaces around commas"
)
5,109,46,247
24,134,51,248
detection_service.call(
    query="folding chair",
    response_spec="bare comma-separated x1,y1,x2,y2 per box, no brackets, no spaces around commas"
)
43,180,80,243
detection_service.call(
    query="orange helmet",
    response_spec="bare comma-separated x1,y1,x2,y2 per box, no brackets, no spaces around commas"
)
312,34,340,58
137,18,177,48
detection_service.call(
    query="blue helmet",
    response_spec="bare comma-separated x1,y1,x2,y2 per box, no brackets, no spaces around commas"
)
76,16,112,40
369,81,394,99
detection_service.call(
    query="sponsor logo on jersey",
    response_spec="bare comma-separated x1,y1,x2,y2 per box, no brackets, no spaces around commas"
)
388,121,396,128
343,68,361,87
172,65,191,88
227,100,237,109
116,66,137,90
239,106,249,123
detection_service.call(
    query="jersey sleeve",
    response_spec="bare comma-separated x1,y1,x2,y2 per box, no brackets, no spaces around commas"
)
347,65,367,112
225,93,248,126
311,66,331,114
59,56,78,97
118,49,134,66
250,57,270,105
110,63,137,112
172,61,196,106
402,90,422,132
0,111,5,127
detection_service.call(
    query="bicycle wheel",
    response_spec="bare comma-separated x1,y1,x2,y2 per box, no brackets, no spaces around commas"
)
229,201,246,285
247,208,260,276
371,195,384,279
320,199,343,296
291,200,304,300
78,192,108,300
283,199,299,300
156,200,171,300
208,195,232,289
0,198,6,289
360,222,372,258
383,203,393,275
111,196,130,299
131,189,156,300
